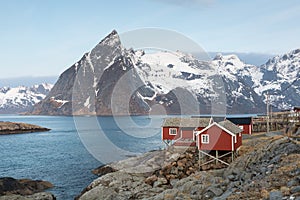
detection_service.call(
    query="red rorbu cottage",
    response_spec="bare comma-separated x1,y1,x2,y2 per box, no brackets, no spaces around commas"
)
195,120,243,167
162,117,212,147
227,117,253,135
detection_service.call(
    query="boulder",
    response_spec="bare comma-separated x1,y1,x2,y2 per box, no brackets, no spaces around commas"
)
145,175,158,186
92,165,116,176
269,190,283,200
291,186,300,194
0,192,55,200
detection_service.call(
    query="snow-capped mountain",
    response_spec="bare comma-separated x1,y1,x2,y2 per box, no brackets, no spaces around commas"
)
254,49,300,109
0,84,53,114
31,30,300,115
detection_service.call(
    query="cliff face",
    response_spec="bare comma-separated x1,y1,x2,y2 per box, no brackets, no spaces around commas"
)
77,135,300,200
31,30,151,116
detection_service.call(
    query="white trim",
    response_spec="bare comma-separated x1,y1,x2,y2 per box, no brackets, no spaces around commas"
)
195,122,237,137
169,128,177,135
201,134,209,144
209,117,214,125
196,133,199,149
161,127,163,140
173,129,183,144
239,125,244,130
231,135,234,151
249,124,252,135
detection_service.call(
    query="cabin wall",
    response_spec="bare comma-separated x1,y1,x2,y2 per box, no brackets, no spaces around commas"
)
197,126,233,151
162,127,180,140
241,124,252,134
181,129,194,139
234,132,242,149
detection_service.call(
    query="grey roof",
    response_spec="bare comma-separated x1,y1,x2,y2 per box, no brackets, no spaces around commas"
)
162,117,211,128
218,120,243,134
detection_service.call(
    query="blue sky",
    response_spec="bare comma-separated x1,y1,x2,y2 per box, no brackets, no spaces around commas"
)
0,0,299,78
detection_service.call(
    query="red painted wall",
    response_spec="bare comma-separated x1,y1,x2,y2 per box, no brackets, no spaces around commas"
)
234,132,242,149
162,127,180,140
197,125,234,151
242,124,252,134
236,124,252,134
181,130,194,139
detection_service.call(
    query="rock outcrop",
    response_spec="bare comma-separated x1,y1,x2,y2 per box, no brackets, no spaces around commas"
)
0,121,50,135
77,135,300,200
0,177,55,200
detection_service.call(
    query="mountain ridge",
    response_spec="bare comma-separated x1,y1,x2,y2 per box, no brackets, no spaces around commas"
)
30,30,300,115
0,83,53,114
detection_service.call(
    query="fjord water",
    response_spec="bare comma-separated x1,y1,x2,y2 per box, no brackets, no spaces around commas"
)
0,115,163,200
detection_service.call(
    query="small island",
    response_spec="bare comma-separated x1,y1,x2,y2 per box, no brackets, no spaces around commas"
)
0,121,50,135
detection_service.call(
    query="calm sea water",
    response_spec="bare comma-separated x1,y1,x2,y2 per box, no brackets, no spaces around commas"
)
0,115,164,200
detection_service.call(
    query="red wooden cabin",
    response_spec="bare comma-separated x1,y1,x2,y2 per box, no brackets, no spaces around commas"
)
162,117,211,146
227,117,253,135
195,120,243,167
195,120,242,151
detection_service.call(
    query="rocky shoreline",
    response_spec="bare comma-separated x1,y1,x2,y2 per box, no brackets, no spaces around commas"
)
0,177,55,200
77,133,300,200
0,121,50,135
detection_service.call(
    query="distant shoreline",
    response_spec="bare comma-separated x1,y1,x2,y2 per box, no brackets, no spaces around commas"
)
0,121,50,135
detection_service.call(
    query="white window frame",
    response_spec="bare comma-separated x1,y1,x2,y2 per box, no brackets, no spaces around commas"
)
201,134,209,144
239,125,244,130
169,128,177,135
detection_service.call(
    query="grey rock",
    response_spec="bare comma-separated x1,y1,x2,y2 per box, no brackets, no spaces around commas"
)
206,186,223,197
148,189,179,200
291,186,300,194
269,190,283,200
190,184,206,197
0,192,55,200
153,177,168,188
287,178,299,187
227,175,236,181
169,179,179,187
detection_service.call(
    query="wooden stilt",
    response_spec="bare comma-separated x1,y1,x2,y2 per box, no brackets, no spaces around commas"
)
231,151,234,162
199,150,230,167
216,150,218,165
198,151,201,170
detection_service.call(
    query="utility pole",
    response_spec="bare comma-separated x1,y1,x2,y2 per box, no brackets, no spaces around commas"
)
266,92,270,134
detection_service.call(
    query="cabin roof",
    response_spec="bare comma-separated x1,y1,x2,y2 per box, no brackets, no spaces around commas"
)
218,120,243,134
227,117,252,125
162,117,211,128
195,120,242,137
294,106,300,110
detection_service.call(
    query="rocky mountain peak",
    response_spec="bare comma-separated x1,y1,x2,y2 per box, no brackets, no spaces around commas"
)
96,29,121,48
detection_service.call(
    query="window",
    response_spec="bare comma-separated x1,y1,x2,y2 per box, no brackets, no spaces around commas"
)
239,125,244,130
169,128,177,135
201,134,209,144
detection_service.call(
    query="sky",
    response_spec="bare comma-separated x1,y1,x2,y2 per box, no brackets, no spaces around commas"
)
0,0,300,79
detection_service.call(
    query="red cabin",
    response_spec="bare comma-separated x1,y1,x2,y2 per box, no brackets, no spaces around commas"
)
227,117,253,135
195,120,242,151
162,118,211,146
